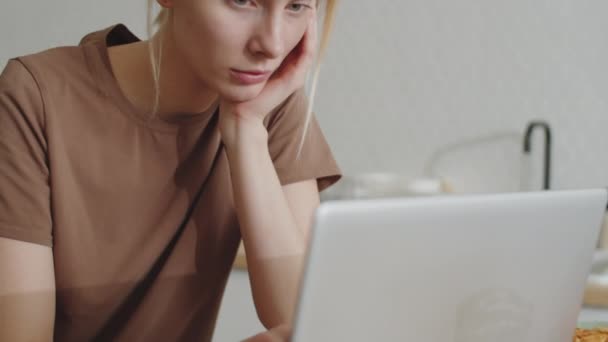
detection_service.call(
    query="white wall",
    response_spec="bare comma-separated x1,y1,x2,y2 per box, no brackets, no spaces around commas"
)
315,0,608,194
3,1,147,63
5,1,607,192
4,0,608,341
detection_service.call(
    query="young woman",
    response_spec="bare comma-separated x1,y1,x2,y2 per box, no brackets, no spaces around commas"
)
0,0,341,341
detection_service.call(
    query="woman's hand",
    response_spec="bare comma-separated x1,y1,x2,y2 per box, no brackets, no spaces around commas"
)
242,324,292,342
219,11,317,148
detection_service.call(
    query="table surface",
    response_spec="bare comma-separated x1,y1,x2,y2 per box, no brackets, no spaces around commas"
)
580,307,608,324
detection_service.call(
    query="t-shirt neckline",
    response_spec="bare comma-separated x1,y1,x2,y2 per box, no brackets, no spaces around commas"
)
84,24,218,133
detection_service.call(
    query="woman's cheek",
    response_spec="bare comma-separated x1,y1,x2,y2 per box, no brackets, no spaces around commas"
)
285,25,307,54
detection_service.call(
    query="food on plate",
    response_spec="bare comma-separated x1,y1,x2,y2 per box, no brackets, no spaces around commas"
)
574,328,608,342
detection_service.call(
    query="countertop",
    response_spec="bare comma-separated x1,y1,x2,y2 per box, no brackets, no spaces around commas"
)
233,242,248,269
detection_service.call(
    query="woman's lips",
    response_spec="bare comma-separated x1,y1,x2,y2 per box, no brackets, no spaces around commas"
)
230,69,272,85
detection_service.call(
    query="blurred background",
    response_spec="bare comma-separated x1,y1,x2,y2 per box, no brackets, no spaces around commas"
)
4,0,608,340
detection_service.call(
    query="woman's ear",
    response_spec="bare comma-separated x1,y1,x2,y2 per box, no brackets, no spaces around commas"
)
156,0,174,9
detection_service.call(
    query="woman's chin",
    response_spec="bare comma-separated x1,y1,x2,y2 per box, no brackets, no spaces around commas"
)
218,83,265,103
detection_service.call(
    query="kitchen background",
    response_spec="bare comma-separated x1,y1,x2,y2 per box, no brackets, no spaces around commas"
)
3,0,608,340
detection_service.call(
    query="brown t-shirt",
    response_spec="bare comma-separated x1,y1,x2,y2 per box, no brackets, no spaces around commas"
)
0,24,341,341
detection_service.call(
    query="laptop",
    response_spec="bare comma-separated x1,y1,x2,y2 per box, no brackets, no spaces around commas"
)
290,189,607,342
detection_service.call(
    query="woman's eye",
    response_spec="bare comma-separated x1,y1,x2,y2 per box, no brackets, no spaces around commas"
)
232,0,251,6
287,3,309,12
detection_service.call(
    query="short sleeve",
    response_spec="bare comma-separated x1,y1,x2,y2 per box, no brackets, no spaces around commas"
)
0,59,52,246
265,88,342,192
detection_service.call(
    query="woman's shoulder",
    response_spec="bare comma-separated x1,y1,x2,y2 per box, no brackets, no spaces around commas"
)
3,24,121,96
0,26,118,128
265,87,308,122
8,46,91,92
0,47,93,129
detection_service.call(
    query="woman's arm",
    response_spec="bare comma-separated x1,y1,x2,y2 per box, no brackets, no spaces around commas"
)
224,119,318,329
219,9,319,331
0,237,56,341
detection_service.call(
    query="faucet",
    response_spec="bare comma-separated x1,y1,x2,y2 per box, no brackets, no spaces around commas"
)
523,121,552,190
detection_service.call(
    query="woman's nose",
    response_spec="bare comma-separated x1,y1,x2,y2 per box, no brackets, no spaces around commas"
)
249,16,284,59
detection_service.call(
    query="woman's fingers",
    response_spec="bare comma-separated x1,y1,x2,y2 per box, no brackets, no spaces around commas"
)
302,9,318,71
264,10,317,100
241,324,292,342
290,10,317,88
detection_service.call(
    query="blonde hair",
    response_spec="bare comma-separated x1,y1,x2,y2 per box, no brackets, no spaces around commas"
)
146,0,339,156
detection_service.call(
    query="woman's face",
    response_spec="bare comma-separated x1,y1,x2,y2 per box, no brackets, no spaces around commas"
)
166,0,315,102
